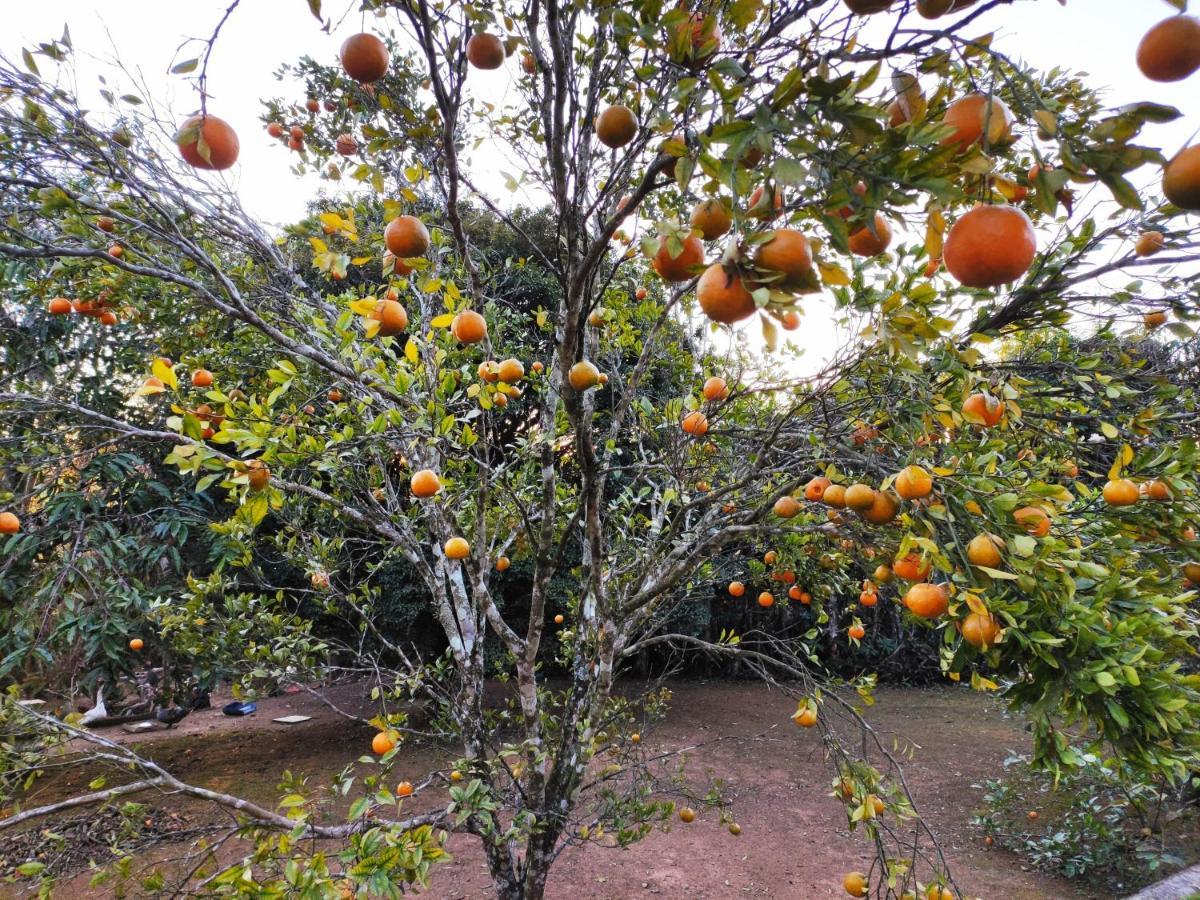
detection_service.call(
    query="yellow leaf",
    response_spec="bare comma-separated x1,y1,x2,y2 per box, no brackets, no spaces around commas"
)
309,236,329,254
350,298,378,316
924,206,945,259
431,313,454,328
363,320,381,339
761,313,778,352
350,256,372,265
152,357,178,391
404,338,420,365
817,260,851,286
1100,422,1119,439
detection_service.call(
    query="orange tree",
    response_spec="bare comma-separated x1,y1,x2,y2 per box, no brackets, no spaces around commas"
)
2,1,1200,897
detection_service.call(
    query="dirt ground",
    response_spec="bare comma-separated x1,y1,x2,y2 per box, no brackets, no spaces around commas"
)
2,682,1134,899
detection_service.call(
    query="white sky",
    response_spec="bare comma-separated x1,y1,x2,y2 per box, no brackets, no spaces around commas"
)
4,2,1196,369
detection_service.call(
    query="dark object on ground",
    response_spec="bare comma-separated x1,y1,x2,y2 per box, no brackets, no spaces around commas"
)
190,687,211,710
222,701,257,716
155,705,190,728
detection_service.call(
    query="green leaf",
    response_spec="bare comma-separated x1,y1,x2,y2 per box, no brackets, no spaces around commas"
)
171,59,199,75
976,566,1017,580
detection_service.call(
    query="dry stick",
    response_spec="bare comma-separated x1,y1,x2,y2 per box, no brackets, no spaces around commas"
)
5,704,447,839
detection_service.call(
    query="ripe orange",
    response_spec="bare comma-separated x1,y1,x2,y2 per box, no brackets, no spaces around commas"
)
596,105,638,149
652,234,705,282
844,0,892,13
746,184,784,220
843,872,868,898
895,465,933,500
1146,480,1172,502
848,623,866,641
967,533,1003,568
128,637,144,651
176,114,240,170
758,591,775,608
335,133,359,156
691,199,732,240
99,311,118,326
372,731,395,755
847,214,892,256
466,33,506,69
554,613,565,625
904,583,948,619
1136,16,1200,82
893,553,931,582
245,460,270,491
1102,478,1139,507
568,360,601,391
371,299,409,336
823,484,847,508
497,359,525,383
444,537,470,560
96,216,115,232
753,229,813,289
679,807,696,823
852,424,878,445
191,368,213,388
1163,145,1200,210
1013,505,1051,537
774,496,801,518
384,252,414,276
960,611,1001,649
1135,231,1165,257
451,310,488,343
763,550,778,565
328,389,343,402
728,581,745,598
961,391,1004,427
267,121,284,138
1144,310,1168,329
925,887,954,900
340,33,390,83
1184,563,1200,583
696,264,756,324
859,591,877,607
635,287,648,301
944,205,1036,287
780,309,801,330
702,376,729,402
0,511,21,534
48,297,72,315
844,483,876,510
410,469,442,498
681,411,709,435
804,476,832,502
862,490,900,524
793,707,818,727
788,585,803,601
941,93,1013,153
384,215,431,259
396,780,414,797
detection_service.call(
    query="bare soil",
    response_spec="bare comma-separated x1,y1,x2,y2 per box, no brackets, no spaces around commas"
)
1,682,1142,898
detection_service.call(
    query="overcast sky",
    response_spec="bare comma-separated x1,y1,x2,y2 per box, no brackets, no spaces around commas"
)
3,2,1195,370
5,1,1195,223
